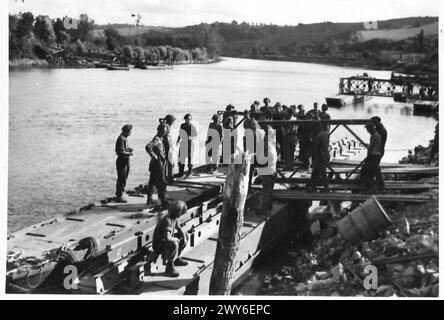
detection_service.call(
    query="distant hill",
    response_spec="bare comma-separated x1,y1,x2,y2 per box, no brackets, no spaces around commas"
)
93,24,168,37
11,13,437,72
355,22,438,42
93,17,438,61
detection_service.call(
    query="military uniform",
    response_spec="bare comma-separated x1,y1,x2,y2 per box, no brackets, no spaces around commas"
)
361,131,382,192
178,122,198,177
375,122,387,190
162,123,174,183
260,125,277,212
320,111,331,132
309,129,330,190
115,132,131,200
152,201,189,277
145,135,168,206
297,113,312,170
206,121,223,170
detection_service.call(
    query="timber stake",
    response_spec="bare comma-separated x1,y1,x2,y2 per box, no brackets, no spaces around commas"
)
209,153,251,295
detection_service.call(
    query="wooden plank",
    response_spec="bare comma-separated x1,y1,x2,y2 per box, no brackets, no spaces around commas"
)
257,119,370,126
272,190,433,203
330,159,431,168
328,166,438,175
272,181,437,192
182,237,217,266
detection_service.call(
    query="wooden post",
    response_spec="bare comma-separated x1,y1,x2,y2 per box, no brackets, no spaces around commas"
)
209,153,251,295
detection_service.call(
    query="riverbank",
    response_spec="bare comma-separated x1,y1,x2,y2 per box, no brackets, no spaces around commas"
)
9,58,49,69
236,140,439,297
9,56,223,70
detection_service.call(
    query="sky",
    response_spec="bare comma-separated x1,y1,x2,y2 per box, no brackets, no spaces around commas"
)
8,0,441,27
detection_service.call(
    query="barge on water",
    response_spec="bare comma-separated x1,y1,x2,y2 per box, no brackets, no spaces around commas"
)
107,64,130,71
412,101,439,115
325,95,371,108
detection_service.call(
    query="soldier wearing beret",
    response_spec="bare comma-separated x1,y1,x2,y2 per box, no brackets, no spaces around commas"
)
115,124,133,203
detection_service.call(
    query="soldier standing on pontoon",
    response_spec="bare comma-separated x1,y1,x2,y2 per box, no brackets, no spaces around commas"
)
308,123,330,191
160,114,177,183
370,116,387,191
115,124,133,203
360,122,382,193
320,104,331,132
206,114,223,173
177,113,198,178
145,123,169,209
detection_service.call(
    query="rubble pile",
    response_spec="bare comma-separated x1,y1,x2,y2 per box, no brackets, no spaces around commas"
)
259,188,439,297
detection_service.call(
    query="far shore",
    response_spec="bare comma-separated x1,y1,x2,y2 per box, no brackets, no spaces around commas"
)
9,58,49,69
9,56,223,70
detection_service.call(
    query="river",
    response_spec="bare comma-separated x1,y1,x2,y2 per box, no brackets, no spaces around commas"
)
8,57,437,232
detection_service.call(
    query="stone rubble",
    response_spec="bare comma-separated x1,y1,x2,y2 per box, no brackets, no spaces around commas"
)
259,185,438,297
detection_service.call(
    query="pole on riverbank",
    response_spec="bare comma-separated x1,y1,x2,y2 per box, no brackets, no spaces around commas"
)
209,153,251,295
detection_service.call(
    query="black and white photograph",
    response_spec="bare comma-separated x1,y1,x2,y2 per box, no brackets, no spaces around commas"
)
2,0,441,301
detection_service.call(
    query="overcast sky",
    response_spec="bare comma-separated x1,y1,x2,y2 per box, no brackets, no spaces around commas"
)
9,0,440,27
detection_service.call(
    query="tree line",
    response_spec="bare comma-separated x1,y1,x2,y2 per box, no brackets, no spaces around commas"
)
9,12,217,63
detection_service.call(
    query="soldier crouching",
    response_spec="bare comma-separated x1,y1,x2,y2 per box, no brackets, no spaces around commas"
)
152,200,189,277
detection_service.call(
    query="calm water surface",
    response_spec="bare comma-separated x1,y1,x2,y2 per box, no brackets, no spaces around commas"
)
8,57,437,231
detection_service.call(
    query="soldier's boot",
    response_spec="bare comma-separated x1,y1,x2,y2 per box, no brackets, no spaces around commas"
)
146,194,154,205
187,165,193,177
178,163,185,178
173,257,189,266
158,191,169,210
165,263,180,277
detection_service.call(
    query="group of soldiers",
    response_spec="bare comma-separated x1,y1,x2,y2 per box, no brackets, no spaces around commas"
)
114,99,387,206
221,97,387,193
114,118,195,277
221,98,333,191
113,104,387,278
244,98,332,169
114,113,199,208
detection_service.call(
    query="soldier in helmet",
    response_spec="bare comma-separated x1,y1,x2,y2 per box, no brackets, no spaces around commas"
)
161,114,177,183
145,123,169,209
152,200,189,277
